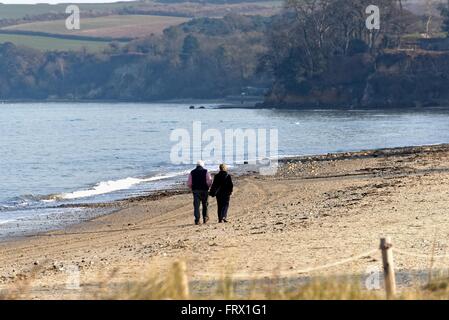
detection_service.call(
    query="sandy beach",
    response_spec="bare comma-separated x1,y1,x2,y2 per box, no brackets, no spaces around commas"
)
2,144,449,299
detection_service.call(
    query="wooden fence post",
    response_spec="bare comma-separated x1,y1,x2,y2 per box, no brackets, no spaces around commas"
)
380,237,396,299
174,261,190,299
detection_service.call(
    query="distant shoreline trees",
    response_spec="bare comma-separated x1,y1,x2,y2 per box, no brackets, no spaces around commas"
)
0,14,272,101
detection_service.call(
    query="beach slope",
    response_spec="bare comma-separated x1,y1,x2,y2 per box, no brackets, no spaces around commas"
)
2,145,449,299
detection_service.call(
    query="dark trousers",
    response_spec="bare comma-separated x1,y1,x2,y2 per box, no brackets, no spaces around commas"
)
217,195,230,221
193,190,209,222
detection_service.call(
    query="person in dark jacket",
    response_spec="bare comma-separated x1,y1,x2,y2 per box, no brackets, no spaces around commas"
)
209,164,233,223
187,160,212,225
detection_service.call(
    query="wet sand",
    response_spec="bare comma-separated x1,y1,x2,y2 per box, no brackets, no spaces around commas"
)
2,144,449,299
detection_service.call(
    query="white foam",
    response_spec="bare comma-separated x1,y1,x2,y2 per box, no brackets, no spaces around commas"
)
41,199,56,203
60,171,189,200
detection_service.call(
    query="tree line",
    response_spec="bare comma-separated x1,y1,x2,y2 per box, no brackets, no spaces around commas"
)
0,14,272,101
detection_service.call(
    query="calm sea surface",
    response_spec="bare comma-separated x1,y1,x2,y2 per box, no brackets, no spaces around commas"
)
1,102,449,237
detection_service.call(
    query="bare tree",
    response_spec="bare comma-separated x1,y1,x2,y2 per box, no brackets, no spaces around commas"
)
425,0,434,38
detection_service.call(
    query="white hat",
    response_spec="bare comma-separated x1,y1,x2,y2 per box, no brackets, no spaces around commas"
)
197,160,205,167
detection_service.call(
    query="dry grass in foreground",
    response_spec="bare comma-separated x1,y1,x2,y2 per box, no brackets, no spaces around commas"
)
109,264,449,300
4,261,449,300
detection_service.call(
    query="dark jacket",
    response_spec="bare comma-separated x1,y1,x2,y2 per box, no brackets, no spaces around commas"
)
210,171,233,198
189,166,212,191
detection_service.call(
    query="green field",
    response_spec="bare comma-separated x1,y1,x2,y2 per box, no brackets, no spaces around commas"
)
0,33,112,52
0,12,190,52
0,0,276,52
4,15,190,39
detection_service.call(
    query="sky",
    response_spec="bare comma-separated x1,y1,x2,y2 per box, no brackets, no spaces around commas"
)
0,0,135,4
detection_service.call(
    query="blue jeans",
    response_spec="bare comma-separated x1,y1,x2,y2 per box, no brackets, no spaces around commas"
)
217,195,230,221
193,190,209,222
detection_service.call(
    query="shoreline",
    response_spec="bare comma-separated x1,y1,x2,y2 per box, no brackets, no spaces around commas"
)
3,143,449,243
3,99,449,111
0,98,262,106
64,142,449,207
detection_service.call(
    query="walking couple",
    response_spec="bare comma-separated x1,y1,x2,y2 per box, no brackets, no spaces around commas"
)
187,160,233,225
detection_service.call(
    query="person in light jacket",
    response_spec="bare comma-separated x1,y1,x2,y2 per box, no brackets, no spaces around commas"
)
209,164,233,223
187,160,212,225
